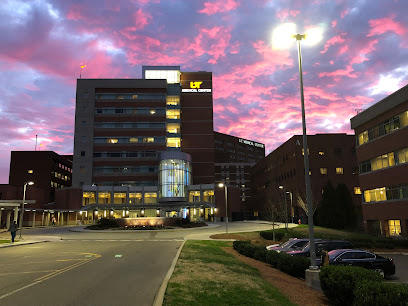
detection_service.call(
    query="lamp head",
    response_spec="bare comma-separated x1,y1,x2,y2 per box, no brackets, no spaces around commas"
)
27,181,34,186
218,183,224,188
279,186,284,189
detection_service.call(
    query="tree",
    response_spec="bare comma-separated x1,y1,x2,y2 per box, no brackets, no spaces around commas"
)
264,186,286,241
296,188,318,216
317,181,357,229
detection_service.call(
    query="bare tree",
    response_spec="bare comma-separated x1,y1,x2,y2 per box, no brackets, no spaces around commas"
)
296,189,317,216
264,187,286,242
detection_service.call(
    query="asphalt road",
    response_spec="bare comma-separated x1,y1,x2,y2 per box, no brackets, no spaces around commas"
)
385,254,408,283
0,240,182,306
0,221,274,306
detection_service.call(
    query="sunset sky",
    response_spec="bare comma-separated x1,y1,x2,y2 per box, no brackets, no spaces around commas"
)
1,0,408,183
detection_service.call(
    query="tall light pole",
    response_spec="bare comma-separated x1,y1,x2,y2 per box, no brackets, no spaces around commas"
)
279,186,288,230
272,23,322,270
286,191,293,223
19,181,34,239
218,183,228,234
293,33,318,269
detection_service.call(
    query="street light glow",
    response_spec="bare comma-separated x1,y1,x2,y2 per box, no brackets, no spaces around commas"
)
272,23,296,49
303,27,324,46
218,183,224,188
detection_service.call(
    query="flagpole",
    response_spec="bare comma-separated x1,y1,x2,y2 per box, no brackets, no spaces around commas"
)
35,135,37,151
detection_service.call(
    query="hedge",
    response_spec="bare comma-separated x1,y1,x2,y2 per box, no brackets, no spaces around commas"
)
354,281,408,306
234,241,310,279
259,230,286,241
277,252,310,279
320,266,383,306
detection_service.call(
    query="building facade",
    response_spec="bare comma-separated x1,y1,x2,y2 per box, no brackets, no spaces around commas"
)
250,134,361,222
214,132,265,209
351,84,408,237
71,66,219,220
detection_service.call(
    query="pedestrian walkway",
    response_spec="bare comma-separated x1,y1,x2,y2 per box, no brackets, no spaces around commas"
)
0,229,60,248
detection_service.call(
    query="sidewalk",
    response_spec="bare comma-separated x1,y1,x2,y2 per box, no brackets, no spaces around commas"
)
0,229,60,248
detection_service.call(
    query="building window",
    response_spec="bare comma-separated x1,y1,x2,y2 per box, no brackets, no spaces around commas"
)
129,193,142,204
388,220,401,236
81,121,86,127
98,192,111,204
319,151,325,156
167,123,180,134
354,187,361,195
166,109,180,119
82,106,87,112
320,168,328,175
309,170,312,175
129,138,139,143
81,136,86,142
80,166,85,173
28,169,33,174
80,151,85,156
82,191,96,205
114,192,127,204
143,137,155,143
107,138,118,144
144,192,157,204
167,137,181,148
302,148,310,155
166,96,180,105
336,167,344,174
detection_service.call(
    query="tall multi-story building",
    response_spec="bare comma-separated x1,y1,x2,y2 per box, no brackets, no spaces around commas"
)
214,132,265,208
351,84,408,236
71,66,219,220
8,151,72,204
251,134,361,222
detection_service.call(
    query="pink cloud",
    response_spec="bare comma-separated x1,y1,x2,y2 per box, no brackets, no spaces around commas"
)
276,9,301,21
349,39,378,65
318,65,358,78
133,9,152,30
198,0,240,15
320,33,346,54
367,15,407,37
331,20,337,28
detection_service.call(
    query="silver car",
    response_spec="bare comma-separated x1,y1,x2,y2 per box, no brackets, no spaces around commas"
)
266,238,312,253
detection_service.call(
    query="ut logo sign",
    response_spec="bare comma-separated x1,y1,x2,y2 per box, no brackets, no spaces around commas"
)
190,81,202,89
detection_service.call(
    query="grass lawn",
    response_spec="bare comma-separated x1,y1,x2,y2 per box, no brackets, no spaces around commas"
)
163,240,294,306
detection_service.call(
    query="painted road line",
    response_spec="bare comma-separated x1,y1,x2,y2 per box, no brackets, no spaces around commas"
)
115,254,122,258
0,270,55,276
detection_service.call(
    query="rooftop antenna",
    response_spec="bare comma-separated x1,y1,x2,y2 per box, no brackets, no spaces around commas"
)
35,134,38,151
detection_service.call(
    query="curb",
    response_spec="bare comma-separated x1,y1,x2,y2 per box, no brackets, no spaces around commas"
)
69,224,221,233
376,252,408,255
0,240,50,248
153,240,186,306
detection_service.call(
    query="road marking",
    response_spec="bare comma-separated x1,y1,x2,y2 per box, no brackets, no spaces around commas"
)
0,270,55,276
115,254,122,258
0,253,102,301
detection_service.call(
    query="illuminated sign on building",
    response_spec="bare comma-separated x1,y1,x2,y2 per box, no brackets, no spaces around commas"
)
181,81,212,93
238,138,265,148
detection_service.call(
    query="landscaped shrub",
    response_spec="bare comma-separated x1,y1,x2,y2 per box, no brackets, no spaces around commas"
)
253,248,268,263
88,218,119,229
320,266,383,306
354,281,408,306
277,253,310,279
260,230,285,241
266,251,279,268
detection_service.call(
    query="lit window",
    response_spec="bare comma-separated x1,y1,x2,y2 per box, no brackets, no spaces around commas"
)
388,220,401,236
336,167,344,174
129,138,139,143
302,148,310,155
167,137,181,148
166,123,180,134
320,168,328,175
309,170,312,175
354,187,361,195
319,151,325,156
107,138,118,144
28,169,33,174
132,95,138,99
117,95,124,99
166,109,180,119
358,131,369,145
143,137,154,143
150,109,156,115
166,96,180,105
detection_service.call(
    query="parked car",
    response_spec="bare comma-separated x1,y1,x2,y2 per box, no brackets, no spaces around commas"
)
266,238,319,253
324,249,395,277
287,240,354,257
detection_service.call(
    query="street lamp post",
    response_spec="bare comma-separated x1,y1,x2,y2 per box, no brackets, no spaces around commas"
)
218,183,228,234
19,181,34,239
286,191,293,223
293,33,318,269
279,186,288,230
